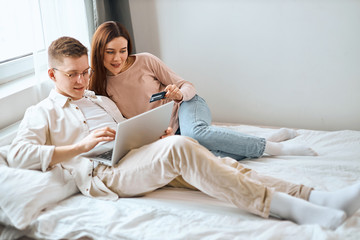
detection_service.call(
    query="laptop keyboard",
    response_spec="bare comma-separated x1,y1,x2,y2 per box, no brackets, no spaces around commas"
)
97,149,113,160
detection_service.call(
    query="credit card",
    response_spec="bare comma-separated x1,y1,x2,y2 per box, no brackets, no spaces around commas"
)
149,91,166,103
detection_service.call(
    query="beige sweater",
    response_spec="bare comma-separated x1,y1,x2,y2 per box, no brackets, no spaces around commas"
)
106,52,196,131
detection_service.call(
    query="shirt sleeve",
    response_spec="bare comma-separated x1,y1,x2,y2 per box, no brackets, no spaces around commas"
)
7,106,54,172
146,53,196,102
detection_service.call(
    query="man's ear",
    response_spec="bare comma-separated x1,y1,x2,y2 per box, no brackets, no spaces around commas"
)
48,68,56,82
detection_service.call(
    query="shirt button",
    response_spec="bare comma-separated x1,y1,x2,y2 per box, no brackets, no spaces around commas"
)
88,173,91,176
83,120,86,124
76,107,79,110
86,188,89,191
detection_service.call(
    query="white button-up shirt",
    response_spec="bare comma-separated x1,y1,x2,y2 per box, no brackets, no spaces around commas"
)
8,89,125,200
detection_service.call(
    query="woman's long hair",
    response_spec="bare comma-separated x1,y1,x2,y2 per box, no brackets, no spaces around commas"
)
89,21,133,97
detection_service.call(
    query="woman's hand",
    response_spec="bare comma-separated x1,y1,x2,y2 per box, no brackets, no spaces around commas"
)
160,127,174,139
164,84,183,101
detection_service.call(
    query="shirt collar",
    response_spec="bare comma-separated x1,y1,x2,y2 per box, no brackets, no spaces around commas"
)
48,89,70,107
48,89,96,108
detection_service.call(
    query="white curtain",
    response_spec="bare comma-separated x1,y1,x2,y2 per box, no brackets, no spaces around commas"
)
0,0,91,131
31,0,90,101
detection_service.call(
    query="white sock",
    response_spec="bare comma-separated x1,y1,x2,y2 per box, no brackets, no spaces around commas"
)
309,182,360,217
266,128,298,142
264,142,317,156
270,192,346,229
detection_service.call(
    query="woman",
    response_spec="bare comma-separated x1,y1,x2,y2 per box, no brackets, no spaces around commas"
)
89,21,316,160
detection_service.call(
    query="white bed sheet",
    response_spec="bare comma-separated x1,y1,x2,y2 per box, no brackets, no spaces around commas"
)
2,124,360,240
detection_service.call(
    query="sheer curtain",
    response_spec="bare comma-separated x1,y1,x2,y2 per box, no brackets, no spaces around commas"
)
31,0,91,100
0,0,91,134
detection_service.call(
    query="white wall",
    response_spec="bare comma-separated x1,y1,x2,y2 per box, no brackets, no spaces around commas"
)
129,0,360,131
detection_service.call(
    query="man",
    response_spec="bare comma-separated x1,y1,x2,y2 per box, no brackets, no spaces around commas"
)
8,36,360,229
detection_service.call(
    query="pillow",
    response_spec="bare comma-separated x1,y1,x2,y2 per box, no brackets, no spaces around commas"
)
0,145,8,166
0,146,12,226
0,164,79,230
0,208,12,227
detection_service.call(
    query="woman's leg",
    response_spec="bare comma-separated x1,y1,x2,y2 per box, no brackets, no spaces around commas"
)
179,95,316,159
179,95,266,160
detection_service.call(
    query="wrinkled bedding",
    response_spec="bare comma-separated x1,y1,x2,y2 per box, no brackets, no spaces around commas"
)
1,124,360,240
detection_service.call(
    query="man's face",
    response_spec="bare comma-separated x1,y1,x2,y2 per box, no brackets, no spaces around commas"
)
49,55,90,100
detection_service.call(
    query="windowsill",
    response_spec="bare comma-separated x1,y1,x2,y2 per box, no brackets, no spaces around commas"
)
0,71,47,100
0,69,53,131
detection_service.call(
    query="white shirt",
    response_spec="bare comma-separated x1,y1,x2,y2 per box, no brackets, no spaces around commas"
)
73,97,117,132
8,89,125,200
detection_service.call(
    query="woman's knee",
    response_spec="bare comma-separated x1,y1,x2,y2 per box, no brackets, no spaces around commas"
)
181,123,210,143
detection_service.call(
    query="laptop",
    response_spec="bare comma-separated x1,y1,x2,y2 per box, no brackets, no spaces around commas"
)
81,101,174,166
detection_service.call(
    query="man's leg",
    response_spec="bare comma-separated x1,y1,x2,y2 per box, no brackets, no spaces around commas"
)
309,182,360,217
95,136,274,217
270,192,346,229
94,136,350,228
216,157,313,200
219,157,347,228
95,136,317,217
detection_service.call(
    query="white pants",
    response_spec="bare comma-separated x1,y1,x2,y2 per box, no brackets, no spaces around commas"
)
93,136,312,218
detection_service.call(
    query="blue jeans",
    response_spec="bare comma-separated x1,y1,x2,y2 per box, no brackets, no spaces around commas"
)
178,95,266,161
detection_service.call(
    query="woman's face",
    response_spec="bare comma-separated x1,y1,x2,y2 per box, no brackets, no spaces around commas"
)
103,36,129,75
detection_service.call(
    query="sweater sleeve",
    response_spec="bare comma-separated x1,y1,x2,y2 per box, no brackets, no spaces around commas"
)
145,53,196,102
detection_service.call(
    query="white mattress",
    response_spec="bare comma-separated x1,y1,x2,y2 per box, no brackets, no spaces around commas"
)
1,124,360,240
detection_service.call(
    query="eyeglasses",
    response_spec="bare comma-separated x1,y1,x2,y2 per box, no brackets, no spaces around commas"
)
53,67,93,80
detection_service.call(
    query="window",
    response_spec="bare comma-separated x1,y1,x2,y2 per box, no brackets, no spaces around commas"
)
0,0,90,86
0,0,45,84
0,0,90,130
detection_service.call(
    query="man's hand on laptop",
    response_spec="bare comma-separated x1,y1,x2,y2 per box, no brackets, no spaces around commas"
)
50,127,116,166
160,127,174,139
76,127,116,153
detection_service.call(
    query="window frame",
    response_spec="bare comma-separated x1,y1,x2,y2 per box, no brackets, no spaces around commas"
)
0,55,34,85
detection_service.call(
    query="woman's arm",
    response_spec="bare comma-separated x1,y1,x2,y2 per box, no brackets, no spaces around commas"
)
147,53,196,102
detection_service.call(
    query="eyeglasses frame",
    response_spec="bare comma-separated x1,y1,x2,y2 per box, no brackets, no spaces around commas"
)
52,67,93,80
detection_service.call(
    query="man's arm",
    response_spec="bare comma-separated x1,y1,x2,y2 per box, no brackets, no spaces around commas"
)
8,106,54,170
8,101,116,170
50,127,116,167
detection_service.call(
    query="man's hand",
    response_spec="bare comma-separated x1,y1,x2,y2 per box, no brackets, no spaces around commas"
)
160,127,174,139
50,127,116,167
164,84,183,101
76,127,116,153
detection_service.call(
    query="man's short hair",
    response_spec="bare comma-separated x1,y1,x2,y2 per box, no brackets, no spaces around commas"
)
48,36,88,68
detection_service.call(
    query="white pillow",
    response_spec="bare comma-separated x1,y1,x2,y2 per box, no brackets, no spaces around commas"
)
0,164,79,230
0,145,8,166
0,146,12,226
0,208,11,227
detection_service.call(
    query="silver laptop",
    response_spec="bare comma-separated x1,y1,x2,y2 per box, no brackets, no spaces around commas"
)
81,101,174,166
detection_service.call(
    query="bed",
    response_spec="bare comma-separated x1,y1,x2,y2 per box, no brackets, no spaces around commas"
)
1,123,360,240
